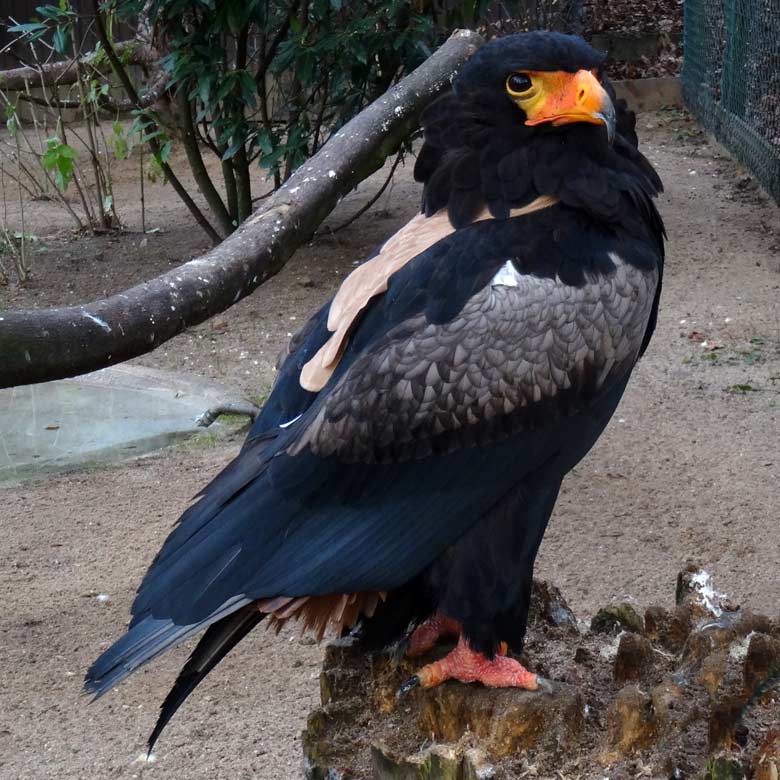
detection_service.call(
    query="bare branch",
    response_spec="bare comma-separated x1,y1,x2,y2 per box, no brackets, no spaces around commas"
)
0,40,153,91
0,31,484,388
322,148,405,234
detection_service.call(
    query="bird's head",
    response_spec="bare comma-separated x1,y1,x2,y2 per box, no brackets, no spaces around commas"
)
416,31,663,235
454,31,615,145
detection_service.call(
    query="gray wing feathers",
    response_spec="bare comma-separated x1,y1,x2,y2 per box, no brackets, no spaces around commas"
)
294,257,658,462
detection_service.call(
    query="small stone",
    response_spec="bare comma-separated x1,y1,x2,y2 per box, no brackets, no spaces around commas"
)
607,685,659,753
298,276,316,288
614,633,654,684
591,603,644,635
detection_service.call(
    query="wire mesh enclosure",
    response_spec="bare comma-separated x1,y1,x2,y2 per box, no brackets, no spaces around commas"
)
683,0,780,201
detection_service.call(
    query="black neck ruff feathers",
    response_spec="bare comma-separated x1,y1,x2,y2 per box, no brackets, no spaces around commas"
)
414,33,665,253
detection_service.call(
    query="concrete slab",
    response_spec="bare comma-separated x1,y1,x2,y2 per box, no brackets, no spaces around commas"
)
0,365,247,485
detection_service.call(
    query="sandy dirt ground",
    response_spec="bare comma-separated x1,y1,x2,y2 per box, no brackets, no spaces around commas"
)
1,108,779,780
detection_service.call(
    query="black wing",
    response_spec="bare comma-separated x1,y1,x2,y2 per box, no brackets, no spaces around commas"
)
86,206,660,707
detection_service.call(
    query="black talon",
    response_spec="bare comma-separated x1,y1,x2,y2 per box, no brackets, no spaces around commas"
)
397,675,421,698
535,675,553,694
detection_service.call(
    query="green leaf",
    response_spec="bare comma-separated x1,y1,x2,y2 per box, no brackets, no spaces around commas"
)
6,104,19,136
108,120,131,160
158,140,172,164
259,145,285,171
236,70,257,107
7,22,48,34
196,75,211,105
257,128,275,156
226,1,253,33
52,27,70,55
36,5,65,20
725,384,760,394
350,41,368,65
221,138,243,160
42,137,78,192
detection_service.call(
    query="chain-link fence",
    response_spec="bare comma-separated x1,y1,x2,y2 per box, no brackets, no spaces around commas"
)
683,0,780,201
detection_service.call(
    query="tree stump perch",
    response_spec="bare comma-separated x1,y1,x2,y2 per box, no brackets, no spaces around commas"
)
302,568,780,779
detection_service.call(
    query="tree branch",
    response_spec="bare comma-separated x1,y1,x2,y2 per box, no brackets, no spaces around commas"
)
323,148,404,234
0,30,484,388
176,88,233,237
0,40,152,91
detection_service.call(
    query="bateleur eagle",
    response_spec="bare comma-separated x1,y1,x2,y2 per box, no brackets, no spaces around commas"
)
86,31,665,751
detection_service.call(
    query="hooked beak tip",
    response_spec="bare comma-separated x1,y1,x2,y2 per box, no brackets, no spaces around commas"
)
594,102,616,145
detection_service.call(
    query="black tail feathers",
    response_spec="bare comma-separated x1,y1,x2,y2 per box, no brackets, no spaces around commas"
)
147,605,264,754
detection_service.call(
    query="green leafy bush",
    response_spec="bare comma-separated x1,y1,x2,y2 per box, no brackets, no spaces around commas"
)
109,0,528,231
7,1,578,239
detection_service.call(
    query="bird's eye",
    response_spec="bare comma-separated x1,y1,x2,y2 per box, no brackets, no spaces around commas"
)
506,73,533,95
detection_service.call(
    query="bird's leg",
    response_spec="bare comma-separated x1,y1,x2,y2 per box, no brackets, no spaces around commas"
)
400,635,539,694
406,613,461,657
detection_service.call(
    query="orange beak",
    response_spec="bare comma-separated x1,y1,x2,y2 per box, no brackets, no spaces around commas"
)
522,69,616,143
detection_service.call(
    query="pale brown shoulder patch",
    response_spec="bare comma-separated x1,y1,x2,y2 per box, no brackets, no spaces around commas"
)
299,211,453,391
299,195,558,392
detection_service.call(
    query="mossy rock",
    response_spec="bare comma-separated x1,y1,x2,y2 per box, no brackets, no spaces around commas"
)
591,603,644,634
703,755,745,780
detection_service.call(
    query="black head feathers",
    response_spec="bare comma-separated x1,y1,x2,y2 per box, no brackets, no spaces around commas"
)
455,32,607,98
414,31,664,246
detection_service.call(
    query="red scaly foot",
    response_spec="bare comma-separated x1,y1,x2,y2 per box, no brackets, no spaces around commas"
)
399,635,541,695
406,614,461,658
